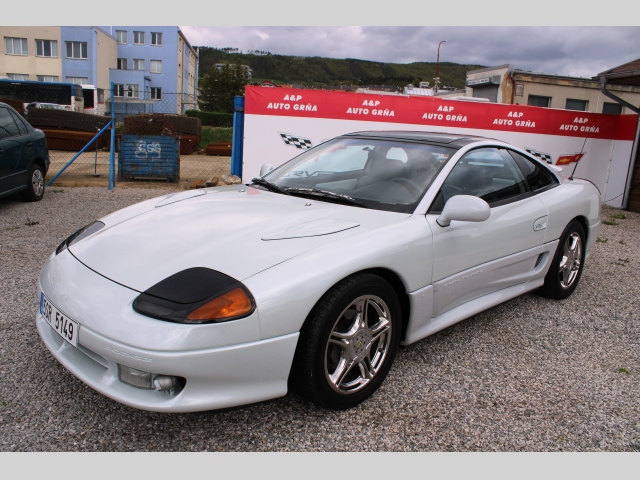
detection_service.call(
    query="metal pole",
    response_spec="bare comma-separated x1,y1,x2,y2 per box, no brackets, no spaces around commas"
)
46,121,113,186
231,95,245,179
109,81,116,190
434,40,446,93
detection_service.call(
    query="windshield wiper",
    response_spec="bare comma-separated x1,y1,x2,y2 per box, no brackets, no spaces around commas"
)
249,178,291,195
286,188,368,208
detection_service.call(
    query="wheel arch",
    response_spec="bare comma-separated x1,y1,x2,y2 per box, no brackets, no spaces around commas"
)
359,267,411,342
573,215,589,242
32,157,48,174
295,267,412,347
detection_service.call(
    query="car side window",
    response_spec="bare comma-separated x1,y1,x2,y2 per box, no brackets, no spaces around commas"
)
429,147,529,212
508,150,559,192
8,110,28,135
0,107,21,139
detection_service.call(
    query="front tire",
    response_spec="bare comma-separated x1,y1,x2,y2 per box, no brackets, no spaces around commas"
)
539,220,586,299
292,273,402,409
21,163,45,202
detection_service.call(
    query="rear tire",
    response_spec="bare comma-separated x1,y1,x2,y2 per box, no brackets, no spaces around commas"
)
539,220,586,299
21,163,45,202
291,273,402,409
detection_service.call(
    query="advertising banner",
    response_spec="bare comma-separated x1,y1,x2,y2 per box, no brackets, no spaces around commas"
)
243,86,638,207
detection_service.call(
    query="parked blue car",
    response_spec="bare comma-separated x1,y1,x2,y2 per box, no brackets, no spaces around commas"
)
0,102,50,201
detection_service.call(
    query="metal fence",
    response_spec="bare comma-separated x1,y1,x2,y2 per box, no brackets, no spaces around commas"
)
1,85,234,189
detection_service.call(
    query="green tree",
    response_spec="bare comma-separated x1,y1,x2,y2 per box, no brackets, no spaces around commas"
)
198,62,250,113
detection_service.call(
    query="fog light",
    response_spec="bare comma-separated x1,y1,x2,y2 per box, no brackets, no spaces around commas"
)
153,375,178,392
119,365,152,389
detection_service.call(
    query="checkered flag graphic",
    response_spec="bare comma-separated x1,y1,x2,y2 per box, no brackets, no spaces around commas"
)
525,148,552,163
279,132,313,150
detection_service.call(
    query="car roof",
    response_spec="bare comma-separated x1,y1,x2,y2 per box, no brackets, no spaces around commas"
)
339,130,499,147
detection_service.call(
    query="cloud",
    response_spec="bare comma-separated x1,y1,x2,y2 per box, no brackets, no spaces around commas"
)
180,26,640,78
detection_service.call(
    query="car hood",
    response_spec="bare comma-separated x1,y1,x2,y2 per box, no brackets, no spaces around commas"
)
68,185,410,292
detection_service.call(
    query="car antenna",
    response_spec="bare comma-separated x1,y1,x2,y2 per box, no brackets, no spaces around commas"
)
568,136,588,181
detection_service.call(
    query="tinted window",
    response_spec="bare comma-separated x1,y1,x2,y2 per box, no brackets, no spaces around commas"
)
430,147,529,212
509,150,558,192
8,109,28,134
0,107,20,139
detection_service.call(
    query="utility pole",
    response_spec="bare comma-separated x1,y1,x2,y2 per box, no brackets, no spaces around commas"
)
434,40,446,93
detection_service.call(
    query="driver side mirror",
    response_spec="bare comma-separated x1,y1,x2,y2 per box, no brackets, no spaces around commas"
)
436,195,490,227
259,163,274,177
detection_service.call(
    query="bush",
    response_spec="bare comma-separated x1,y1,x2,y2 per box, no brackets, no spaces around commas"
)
200,127,232,149
185,110,233,127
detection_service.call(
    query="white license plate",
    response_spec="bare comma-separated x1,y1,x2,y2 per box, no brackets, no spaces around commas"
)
40,292,79,347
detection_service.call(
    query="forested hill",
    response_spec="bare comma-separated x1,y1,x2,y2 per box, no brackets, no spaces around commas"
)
196,47,486,89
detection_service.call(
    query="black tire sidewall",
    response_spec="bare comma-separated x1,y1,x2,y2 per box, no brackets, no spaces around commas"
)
300,274,402,409
542,220,586,299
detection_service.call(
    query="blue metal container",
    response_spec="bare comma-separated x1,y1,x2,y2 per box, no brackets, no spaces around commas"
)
118,135,179,182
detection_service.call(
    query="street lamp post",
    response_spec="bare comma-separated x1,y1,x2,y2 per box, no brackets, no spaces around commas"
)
434,40,446,93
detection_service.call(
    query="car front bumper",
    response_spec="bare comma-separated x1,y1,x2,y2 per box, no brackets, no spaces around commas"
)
36,250,299,413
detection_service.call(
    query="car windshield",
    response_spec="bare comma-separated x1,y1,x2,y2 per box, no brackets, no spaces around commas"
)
261,137,457,213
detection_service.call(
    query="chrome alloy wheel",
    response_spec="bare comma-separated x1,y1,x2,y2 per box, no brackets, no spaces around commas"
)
324,295,392,395
31,168,44,197
559,232,582,289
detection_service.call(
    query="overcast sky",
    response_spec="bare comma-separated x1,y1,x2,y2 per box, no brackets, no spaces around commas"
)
19,0,640,80
180,26,640,79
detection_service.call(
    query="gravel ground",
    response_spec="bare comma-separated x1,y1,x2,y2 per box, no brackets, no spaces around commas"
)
1,187,639,452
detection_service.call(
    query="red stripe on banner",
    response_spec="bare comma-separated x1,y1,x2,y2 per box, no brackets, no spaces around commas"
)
245,86,638,141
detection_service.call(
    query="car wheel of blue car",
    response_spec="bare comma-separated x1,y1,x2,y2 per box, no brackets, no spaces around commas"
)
21,163,45,202
293,272,402,409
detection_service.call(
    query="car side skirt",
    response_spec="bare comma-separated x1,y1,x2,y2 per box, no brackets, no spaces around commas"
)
403,240,559,345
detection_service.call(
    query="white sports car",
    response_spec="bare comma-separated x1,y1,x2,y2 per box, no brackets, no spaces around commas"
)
36,131,601,412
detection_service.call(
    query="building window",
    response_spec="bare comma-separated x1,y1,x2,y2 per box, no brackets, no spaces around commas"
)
66,42,87,59
5,37,28,55
116,30,127,44
114,84,124,97
602,102,623,115
565,99,588,111
37,75,59,82
150,60,162,74
7,73,29,80
36,39,58,58
133,59,145,71
117,58,128,70
150,87,161,100
127,84,139,98
151,32,162,46
527,95,551,108
66,76,88,85
133,31,145,45
515,84,524,97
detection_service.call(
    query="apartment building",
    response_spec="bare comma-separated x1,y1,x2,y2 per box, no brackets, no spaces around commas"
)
1,26,198,114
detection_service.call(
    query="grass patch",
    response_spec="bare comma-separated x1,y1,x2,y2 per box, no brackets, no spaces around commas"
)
620,240,626,245
50,189,64,193
618,368,630,374
602,219,618,226
5,226,20,231
612,212,627,220
200,127,233,150
596,237,608,243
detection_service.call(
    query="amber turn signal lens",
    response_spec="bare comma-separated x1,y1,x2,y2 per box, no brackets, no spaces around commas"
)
186,288,253,321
